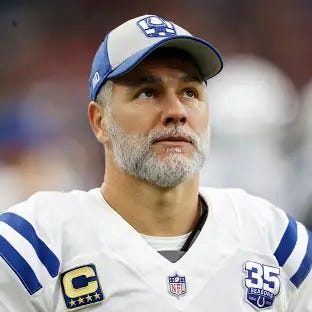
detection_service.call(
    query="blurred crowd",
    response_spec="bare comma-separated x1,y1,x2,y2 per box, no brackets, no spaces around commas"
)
0,0,311,228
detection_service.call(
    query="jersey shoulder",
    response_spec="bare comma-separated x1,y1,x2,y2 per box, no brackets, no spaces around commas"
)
2,188,100,230
200,186,289,235
200,186,312,290
0,189,101,300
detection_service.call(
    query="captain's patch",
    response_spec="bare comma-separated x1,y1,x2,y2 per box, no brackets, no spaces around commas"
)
61,264,104,311
244,261,280,310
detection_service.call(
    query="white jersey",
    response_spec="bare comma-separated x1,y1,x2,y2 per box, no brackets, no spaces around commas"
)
0,187,311,312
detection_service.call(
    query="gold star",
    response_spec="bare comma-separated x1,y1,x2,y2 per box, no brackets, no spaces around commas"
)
78,297,84,304
86,294,93,302
94,292,101,300
69,299,76,307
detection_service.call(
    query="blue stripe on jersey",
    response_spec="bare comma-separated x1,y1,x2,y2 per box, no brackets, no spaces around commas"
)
274,216,297,266
0,235,42,294
0,212,59,278
290,229,312,288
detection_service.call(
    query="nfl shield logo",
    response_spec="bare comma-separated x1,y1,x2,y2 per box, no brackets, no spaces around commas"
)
167,273,187,298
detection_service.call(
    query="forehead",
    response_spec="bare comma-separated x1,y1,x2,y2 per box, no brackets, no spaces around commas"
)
114,48,204,84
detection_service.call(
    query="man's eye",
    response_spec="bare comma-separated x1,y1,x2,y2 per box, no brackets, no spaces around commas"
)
138,89,155,98
183,89,198,99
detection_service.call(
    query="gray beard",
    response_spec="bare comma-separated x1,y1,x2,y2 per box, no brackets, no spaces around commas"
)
105,112,209,188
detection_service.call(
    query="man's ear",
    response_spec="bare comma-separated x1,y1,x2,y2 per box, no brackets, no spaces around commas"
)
88,101,109,144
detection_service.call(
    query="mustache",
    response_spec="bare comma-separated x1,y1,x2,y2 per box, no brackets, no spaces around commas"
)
148,126,200,148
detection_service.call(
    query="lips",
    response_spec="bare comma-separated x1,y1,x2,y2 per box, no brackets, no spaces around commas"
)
153,135,192,144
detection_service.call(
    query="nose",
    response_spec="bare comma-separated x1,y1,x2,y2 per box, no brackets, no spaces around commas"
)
160,92,187,126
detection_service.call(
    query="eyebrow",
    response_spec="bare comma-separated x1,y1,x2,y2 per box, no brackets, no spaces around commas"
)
182,74,204,84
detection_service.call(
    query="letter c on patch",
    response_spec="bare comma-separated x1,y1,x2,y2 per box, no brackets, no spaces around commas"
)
63,266,98,298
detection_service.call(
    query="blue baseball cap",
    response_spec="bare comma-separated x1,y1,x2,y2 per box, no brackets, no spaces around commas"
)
89,14,223,101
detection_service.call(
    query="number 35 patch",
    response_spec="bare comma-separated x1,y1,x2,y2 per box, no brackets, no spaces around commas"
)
61,264,105,311
244,261,280,310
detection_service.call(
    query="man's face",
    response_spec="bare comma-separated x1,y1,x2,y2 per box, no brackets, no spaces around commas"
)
104,51,210,188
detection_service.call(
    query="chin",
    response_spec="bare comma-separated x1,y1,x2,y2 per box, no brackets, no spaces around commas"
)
156,150,193,160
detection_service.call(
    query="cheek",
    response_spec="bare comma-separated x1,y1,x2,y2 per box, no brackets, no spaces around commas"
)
188,104,210,130
112,104,159,134
112,113,153,135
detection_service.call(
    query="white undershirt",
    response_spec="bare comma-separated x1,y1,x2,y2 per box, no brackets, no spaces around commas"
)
141,233,191,251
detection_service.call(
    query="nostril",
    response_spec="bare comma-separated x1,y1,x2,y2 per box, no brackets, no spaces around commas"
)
180,117,186,123
164,116,187,125
165,117,175,124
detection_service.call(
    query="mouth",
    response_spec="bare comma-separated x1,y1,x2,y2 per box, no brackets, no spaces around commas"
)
153,135,193,145
153,135,192,144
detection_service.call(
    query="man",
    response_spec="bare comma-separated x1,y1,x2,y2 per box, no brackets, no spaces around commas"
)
0,14,311,312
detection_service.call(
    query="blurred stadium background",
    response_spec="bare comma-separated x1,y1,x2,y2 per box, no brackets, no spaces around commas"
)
0,0,311,228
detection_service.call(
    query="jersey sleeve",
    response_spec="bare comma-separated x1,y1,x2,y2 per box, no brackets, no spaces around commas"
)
273,216,312,289
287,232,312,312
286,253,312,311
0,257,43,311
223,188,312,310
0,196,60,311
245,192,312,305
246,193,312,309
275,219,312,311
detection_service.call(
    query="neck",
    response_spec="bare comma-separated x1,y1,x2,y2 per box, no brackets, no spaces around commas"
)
100,161,201,237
